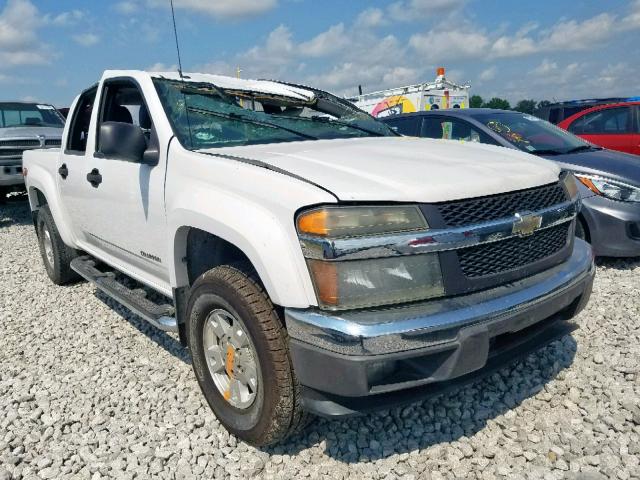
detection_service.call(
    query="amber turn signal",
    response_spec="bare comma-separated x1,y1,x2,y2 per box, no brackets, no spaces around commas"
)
297,209,329,236
576,176,599,195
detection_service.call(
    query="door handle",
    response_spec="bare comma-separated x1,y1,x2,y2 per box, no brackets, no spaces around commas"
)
58,163,68,179
86,168,102,187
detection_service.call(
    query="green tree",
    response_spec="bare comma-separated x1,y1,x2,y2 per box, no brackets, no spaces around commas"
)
483,97,511,110
470,95,484,108
537,100,552,108
514,99,537,115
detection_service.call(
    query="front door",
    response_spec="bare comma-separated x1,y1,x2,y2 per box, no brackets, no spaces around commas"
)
78,79,170,290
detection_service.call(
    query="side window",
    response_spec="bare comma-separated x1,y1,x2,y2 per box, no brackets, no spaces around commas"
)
570,107,631,134
385,117,418,136
97,80,152,152
420,117,487,143
66,87,97,152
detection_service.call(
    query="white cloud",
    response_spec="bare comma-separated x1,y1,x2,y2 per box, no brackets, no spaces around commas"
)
72,33,100,47
622,0,640,29
478,66,497,82
147,62,179,72
410,28,490,61
388,0,466,22
147,0,278,19
0,0,50,67
45,9,84,26
299,24,349,57
355,8,387,29
114,2,138,15
411,6,639,62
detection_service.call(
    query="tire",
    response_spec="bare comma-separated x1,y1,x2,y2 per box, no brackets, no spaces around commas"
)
0,187,7,204
187,264,310,446
36,205,80,285
575,218,588,242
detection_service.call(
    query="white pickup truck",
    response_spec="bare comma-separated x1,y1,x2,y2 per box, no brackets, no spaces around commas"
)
24,70,595,446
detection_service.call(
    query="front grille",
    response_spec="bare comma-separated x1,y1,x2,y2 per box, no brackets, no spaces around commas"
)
45,139,61,146
0,149,24,158
0,139,39,147
458,223,570,278
437,183,567,227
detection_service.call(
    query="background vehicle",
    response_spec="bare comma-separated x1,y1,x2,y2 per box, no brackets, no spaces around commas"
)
24,70,593,446
558,101,640,156
0,102,64,202
348,67,470,118
535,97,640,124
383,109,640,257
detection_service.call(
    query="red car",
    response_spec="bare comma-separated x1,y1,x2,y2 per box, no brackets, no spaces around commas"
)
558,101,640,156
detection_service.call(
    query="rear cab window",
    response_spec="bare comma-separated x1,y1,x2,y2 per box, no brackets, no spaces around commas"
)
66,87,98,153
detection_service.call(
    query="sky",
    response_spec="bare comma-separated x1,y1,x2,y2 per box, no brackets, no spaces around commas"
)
0,0,639,107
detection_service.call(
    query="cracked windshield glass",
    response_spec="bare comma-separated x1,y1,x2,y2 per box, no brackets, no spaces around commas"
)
153,78,394,149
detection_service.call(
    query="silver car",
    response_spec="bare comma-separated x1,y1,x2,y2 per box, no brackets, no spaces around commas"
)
0,102,65,202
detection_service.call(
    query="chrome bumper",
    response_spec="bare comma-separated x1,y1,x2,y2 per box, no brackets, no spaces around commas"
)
285,239,595,356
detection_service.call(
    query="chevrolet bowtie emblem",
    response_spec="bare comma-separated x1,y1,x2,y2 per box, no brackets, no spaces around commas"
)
512,212,543,237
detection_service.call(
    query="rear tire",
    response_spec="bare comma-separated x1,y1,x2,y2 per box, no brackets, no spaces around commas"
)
186,264,310,446
0,187,7,204
36,205,80,285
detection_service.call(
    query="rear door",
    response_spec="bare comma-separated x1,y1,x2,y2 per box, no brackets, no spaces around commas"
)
58,86,98,239
567,105,634,154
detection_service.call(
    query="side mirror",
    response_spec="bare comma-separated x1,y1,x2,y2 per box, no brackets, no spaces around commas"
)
99,121,148,163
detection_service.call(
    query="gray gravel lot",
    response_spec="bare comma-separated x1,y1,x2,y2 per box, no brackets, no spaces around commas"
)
1,197,639,480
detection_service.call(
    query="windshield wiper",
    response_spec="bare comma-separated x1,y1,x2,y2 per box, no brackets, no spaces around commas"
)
283,115,385,137
187,106,318,140
529,149,564,156
565,145,601,154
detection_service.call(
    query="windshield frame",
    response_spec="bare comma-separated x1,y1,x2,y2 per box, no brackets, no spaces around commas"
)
152,77,396,151
473,111,593,155
0,102,65,129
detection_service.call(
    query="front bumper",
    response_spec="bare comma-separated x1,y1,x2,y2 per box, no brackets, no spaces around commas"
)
285,239,595,417
0,163,24,187
581,195,640,257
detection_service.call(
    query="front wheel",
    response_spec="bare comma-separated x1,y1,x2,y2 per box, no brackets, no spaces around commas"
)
186,264,309,446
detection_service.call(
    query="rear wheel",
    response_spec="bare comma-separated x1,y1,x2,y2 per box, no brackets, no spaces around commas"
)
0,187,7,204
36,205,80,285
186,264,309,446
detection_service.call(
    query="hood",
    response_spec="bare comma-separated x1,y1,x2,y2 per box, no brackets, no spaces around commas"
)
0,126,63,139
206,137,560,203
545,148,640,186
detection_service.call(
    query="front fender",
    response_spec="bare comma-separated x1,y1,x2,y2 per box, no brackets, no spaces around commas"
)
167,196,322,309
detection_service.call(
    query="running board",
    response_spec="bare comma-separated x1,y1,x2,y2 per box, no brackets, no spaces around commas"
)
70,256,178,333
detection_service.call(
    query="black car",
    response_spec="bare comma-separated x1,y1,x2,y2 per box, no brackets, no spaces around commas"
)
382,109,640,257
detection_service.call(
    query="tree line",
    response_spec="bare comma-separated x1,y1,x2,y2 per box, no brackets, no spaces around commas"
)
469,95,551,114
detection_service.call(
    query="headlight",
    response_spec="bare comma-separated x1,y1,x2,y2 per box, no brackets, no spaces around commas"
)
575,174,640,202
297,206,444,310
297,205,427,237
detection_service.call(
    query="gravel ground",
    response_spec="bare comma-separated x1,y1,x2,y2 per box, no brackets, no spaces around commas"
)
1,197,639,480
